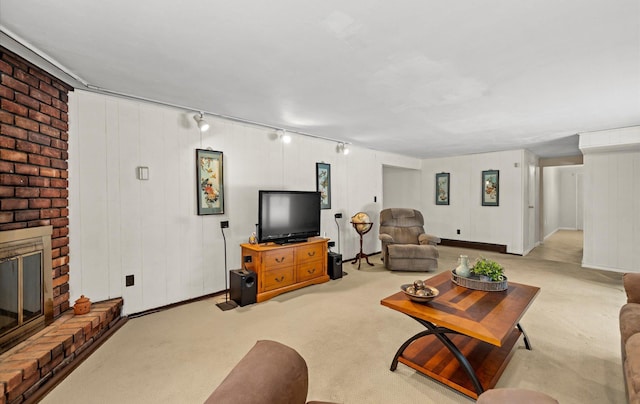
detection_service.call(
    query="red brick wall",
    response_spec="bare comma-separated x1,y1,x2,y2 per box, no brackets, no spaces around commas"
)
0,46,73,318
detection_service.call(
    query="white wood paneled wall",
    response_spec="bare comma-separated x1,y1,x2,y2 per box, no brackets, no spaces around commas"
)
580,128,640,272
420,150,527,254
582,151,640,272
68,90,420,314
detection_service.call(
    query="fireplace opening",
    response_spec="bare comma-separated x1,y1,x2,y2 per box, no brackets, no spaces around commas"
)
0,226,53,354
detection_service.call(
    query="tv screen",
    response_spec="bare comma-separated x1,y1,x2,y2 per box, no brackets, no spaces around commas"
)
258,190,321,244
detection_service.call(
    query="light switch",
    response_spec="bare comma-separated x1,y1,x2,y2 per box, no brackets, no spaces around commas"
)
137,166,149,180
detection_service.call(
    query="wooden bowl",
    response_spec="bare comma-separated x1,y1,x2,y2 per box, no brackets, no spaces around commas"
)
400,284,439,303
74,295,91,315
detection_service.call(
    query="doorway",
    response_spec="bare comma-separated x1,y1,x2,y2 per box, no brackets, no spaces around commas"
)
537,158,584,263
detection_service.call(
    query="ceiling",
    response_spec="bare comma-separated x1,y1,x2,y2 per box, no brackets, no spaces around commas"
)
0,1,638,158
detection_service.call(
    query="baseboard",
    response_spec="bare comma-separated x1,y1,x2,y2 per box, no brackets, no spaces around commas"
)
439,239,507,254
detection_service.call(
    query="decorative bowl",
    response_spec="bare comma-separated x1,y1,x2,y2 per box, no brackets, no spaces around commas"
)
400,284,439,303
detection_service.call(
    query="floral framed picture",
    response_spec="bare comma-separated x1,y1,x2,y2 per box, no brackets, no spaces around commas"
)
316,162,331,209
482,169,499,206
435,172,450,205
196,149,224,215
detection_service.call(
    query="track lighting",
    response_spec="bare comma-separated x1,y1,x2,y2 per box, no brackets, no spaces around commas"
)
277,129,292,144
337,142,350,155
193,112,210,132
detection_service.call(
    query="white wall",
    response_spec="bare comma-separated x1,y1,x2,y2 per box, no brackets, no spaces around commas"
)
420,150,527,254
543,165,583,237
543,167,560,238
382,165,421,210
68,90,421,314
580,127,640,272
558,166,583,230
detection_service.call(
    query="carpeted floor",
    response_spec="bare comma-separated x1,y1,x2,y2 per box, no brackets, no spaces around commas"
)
42,231,626,403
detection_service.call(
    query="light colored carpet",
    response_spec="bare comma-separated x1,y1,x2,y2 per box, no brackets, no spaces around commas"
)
42,233,626,403
527,229,584,265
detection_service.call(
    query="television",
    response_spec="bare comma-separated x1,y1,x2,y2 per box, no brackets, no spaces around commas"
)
258,190,321,244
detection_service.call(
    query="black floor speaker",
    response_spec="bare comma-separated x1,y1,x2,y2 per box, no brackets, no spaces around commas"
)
229,269,257,306
327,252,343,279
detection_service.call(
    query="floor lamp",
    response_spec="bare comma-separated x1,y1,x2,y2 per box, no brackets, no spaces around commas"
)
216,222,238,311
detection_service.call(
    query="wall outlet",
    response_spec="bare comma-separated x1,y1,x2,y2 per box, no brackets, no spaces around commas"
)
220,220,229,228
334,213,342,218
457,229,461,235
328,241,336,248
244,255,252,263
125,275,134,287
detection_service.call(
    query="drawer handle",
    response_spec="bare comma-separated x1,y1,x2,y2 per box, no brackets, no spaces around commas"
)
275,257,286,263
307,268,316,274
275,276,285,282
307,251,316,257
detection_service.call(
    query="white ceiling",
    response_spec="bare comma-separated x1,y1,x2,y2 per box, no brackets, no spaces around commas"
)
1,1,638,158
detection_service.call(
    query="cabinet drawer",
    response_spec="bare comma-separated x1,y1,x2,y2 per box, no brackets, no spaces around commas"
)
297,260,323,283
262,267,295,292
297,243,323,264
264,249,294,269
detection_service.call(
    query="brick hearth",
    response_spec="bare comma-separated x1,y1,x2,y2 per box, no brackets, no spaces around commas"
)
0,299,124,404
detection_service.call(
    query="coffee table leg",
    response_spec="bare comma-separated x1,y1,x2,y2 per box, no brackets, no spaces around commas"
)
390,329,434,371
517,323,532,350
390,317,484,396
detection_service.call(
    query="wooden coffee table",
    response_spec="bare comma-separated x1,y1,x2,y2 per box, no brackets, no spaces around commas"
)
380,271,540,399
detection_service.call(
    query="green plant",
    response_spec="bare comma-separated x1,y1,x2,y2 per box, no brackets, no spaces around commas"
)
471,257,505,281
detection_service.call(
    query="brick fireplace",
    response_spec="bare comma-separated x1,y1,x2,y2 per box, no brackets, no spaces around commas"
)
0,47,72,321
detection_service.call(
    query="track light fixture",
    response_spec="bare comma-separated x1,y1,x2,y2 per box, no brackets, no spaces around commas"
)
193,112,210,132
337,142,350,155
277,129,292,144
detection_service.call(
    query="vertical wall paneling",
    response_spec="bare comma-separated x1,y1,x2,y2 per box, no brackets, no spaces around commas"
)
163,112,183,305
117,101,144,311
68,94,82,301
421,150,525,254
77,93,110,298
580,128,640,272
105,98,123,299
138,105,168,309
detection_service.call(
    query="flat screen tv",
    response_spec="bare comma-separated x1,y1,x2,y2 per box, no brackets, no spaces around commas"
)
258,190,321,244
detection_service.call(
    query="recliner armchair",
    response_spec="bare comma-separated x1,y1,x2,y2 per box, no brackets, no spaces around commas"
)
379,208,440,272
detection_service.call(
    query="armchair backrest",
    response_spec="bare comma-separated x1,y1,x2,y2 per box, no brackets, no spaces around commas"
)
379,208,426,245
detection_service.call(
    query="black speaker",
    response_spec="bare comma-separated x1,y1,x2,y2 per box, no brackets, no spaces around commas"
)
327,252,343,280
229,269,257,306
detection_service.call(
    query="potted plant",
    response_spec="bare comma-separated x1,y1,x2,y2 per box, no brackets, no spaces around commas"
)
471,257,505,282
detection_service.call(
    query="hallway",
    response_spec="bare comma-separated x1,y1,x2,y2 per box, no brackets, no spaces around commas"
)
526,229,583,264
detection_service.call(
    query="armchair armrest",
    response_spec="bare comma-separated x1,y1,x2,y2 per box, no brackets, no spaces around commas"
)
623,273,640,303
379,233,394,243
419,233,441,246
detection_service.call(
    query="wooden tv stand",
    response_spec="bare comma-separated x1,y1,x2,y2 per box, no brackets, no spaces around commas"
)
240,237,329,303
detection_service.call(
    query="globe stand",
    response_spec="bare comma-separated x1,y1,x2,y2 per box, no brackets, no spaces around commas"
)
350,221,374,270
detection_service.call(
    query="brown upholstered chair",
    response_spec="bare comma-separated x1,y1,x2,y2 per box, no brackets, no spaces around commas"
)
379,208,440,272
204,340,336,404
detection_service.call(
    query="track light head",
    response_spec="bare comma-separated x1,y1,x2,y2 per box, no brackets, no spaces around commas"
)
194,112,210,132
277,129,291,144
337,142,350,155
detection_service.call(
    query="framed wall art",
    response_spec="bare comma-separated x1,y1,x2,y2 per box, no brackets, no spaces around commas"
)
435,172,450,205
316,162,331,209
196,149,224,215
482,169,499,206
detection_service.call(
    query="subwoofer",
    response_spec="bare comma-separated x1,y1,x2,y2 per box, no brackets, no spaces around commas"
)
327,252,343,280
229,269,257,306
